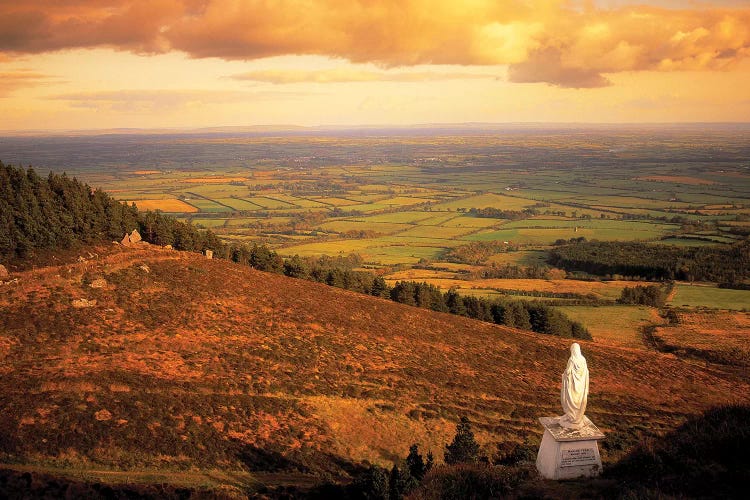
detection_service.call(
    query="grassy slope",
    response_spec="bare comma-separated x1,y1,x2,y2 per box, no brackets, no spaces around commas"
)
1,244,748,492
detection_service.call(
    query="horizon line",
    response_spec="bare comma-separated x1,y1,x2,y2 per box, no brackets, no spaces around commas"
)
3,121,750,137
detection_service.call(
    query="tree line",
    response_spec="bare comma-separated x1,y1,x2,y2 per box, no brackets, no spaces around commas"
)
442,241,520,265
241,248,589,340
618,283,673,308
549,240,750,283
467,207,538,220
0,162,223,260
387,282,590,339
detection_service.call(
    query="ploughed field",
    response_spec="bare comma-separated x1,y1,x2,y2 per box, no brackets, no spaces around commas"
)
0,244,748,492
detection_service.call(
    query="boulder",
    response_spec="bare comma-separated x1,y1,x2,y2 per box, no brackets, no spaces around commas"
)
121,229,143,246
0,264,8,278
205,249,213,259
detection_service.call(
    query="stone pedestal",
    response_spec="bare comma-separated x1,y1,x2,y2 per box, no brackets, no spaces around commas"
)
536,416,604,480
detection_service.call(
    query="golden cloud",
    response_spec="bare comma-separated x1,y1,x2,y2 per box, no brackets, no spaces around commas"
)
231,68,493,84
0,70,56,97
1,1,749,88
49,89,306,111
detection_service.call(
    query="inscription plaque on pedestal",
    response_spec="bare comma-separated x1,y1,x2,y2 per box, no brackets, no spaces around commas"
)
560,448,597,467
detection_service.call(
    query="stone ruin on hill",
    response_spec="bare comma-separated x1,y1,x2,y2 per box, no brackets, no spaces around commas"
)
120,230,143,247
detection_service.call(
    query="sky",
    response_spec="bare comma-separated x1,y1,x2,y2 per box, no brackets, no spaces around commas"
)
1,0,749,130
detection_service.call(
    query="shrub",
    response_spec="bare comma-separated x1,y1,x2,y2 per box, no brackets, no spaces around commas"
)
409,464,524,500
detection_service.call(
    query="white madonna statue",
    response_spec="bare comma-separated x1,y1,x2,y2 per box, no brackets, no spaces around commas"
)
559,342,589,429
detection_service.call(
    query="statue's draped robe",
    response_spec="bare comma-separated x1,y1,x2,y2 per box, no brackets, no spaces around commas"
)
560,343,589,428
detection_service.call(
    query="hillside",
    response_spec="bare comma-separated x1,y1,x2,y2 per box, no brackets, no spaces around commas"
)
1,243,749,494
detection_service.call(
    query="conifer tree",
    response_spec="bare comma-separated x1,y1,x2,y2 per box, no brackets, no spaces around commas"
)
406,444,426,481
444,416,480,465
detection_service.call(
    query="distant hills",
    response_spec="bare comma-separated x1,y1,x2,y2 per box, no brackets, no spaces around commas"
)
3,121,750,137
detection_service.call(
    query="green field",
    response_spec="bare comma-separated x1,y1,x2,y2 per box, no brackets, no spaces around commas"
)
215,197,263,210
555,305,656,348
243,196,297,209
366,211,434,223
432,193,537,211
397,225,478,239
183,198,233,213
317,220,408,234
191,218,228,228
670,284,750,310
465,219,676,245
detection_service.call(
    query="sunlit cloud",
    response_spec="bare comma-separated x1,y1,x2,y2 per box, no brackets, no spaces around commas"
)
230,68,494,84
49,89,308,111
508,48,613,89
0,70,57,97
0,1,748,88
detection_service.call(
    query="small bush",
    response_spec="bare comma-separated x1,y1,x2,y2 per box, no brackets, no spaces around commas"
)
409,463,525,500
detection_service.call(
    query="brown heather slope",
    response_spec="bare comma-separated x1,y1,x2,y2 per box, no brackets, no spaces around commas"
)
0,244,748,485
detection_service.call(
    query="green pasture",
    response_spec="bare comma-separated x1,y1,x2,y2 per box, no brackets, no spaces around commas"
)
253,196,298,209
377,196,436,206
183,198,233,213
343,203,395,212
346,193,390,203
180,184,250,198
510,189,579,201
397,225,478,239
571,195,691,210
431,193,537,211
283,197,329,208
225,217,265,227
238,196,283,209
501,218,675,232
678,193,746,205
382,234,461,246
317,220,409,234
670,284,750,310
310,197,359,206
410,213,461,226
555,305,655,348
440,215,502,228
215,198,263,211
279,237,447,265
465,219,675,244
354,211,434,224
190,218,228,228
265,193,305,203
115,192,173,201
357,183,394,192
486,250,550,266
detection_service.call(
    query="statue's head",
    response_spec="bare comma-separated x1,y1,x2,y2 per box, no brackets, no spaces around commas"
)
570,342,581,357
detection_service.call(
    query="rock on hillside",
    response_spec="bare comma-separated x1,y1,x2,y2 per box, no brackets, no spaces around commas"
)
0,245,747,479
